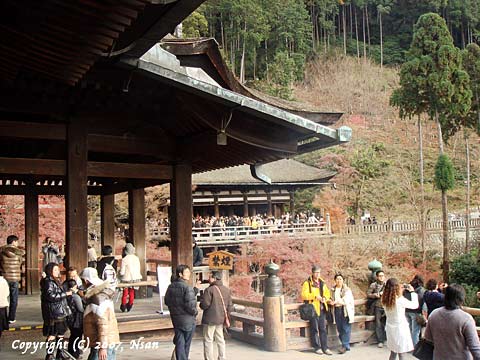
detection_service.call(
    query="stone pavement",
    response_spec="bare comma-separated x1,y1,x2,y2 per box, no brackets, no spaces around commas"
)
1,333,416,360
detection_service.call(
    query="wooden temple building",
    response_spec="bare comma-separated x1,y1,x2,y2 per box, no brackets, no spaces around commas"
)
192,159,335,218
0,0,351,294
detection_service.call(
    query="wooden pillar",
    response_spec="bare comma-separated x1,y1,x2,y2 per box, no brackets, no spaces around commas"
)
66,120,88,271
263,296,287,351
25,191,39,294
273,204,279,218
213,193,220,218
128,189,146,296
170,164,193,272
289,190,295,218
243,192,249,217
266,190,273,217
101,194,115,250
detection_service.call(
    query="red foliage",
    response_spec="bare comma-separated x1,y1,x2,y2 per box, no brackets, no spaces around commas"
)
247,236,334,302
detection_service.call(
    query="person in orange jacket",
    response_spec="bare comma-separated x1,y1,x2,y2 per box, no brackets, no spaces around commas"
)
301,265,333,356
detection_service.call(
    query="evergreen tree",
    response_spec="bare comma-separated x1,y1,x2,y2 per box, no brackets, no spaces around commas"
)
391,13,471,282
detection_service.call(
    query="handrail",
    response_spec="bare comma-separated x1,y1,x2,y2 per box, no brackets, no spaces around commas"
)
150,222,331,241
343,218,480,234
464,306,480,316
232,297,263,309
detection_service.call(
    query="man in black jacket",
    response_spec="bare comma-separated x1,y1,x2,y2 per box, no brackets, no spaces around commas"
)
165,265,198,360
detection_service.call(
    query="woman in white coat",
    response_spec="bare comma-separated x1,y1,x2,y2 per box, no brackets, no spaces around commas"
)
382,278,418,360
329,273,355,354
119,243,142,312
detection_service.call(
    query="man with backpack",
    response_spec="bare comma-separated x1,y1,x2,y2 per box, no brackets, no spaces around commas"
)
301,265,333,356
96,245,118,289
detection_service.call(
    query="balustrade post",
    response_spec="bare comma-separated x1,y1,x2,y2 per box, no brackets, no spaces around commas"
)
263,261,287,352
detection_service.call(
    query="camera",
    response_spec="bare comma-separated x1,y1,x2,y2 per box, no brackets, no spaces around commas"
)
403,284,409,289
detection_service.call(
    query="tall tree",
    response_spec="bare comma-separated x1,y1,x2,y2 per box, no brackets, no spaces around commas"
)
376,0,394,67
391,13,471,282
461,43,480,253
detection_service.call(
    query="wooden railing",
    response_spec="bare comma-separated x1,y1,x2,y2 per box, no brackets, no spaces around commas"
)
150,222,331,243
343,218,480,235
229,297,375,350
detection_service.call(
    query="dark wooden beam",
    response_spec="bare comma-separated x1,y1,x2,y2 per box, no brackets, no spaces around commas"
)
87,162,172,180
25,191,40,294
0,121,175,159
0,120,66,140
0,158,65,176
66,120,88,270
128,188,146,297
170,163,192,272
0,157,173,180
101,194,115,250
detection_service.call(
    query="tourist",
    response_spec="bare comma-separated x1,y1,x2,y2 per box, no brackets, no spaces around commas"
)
367,269,387,347
425,284,480,359
301,265,333,355
87,245,97,269
0,269,9,341
64,279,84,359
200,271,233,360
63,266,83,292
81,267,120,360
192,239,203,267
404,274,425,346
423,278,446,317
382,278,418,360
165,265,199,360
119,243,142,312
96,245,117,280
41,262,73,360
42,237,61,268
329,273,355,354
0,235,25,324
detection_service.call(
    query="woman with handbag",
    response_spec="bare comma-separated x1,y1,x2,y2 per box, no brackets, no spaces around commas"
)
424,284,480,360
329,273,355,354
382,278,418,360
41,262,73,360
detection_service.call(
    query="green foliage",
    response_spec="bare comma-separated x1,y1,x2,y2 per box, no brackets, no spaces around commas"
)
434,154,455,191
182,11,209,38
186,0,480,87
265,51,296,99
449,250,480,289
391,13,472,141
462,43,480,134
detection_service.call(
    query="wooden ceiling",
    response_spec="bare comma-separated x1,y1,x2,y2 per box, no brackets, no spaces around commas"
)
0,0,205,85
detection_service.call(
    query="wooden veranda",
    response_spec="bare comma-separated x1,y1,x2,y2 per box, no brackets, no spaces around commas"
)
0,1,351,295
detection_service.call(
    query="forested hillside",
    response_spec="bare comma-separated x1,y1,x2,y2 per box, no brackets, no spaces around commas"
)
183,1,480,98
180,2,480,226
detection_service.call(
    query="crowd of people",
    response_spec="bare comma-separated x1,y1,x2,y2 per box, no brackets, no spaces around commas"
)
0,235,144,359
365,269,480,359
299,265,480,358
1,232,480,359
191,212,325,229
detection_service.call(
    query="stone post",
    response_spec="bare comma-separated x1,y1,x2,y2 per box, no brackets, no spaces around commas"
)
263,261,287,352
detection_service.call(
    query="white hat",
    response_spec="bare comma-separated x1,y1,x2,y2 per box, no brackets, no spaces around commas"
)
80,267,104,287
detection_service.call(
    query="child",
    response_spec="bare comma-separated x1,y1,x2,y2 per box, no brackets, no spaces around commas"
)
65,279,84,359
0,270,9,341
